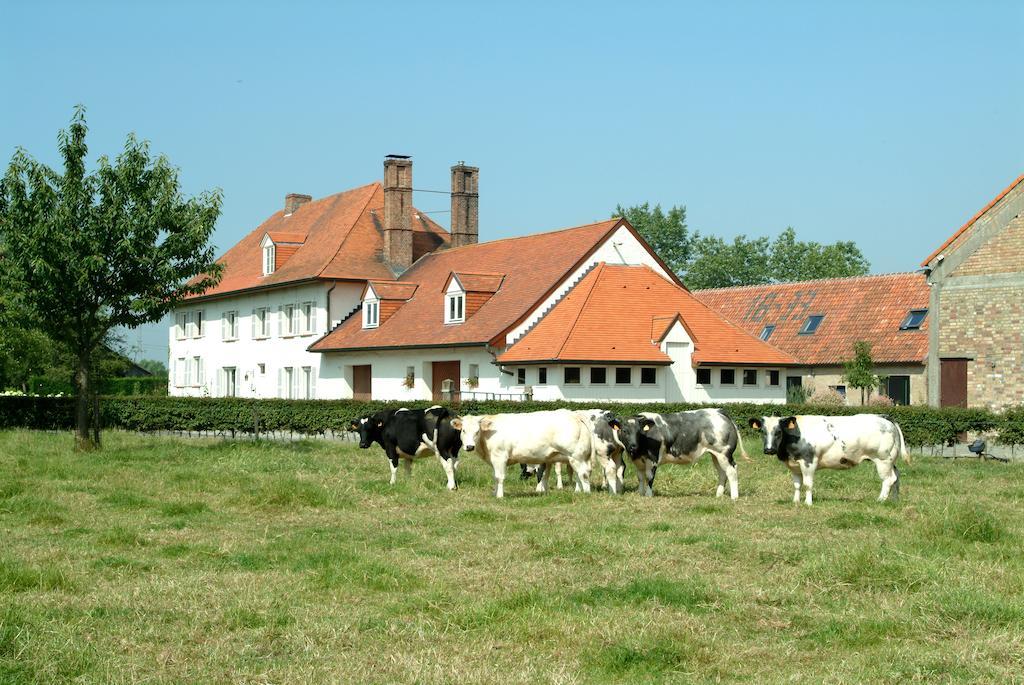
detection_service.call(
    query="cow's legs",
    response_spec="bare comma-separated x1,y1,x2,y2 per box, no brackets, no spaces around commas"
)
402,458,413,477
555,463,565,490
790,470,803,504
388,454,400,485
615,459,626,494
601,456,621,495
569,456,592,494
875,459,899,502
798,460,816,506
710,451,739,500
491,456,508,498
437,454,457,491
536,463,552,493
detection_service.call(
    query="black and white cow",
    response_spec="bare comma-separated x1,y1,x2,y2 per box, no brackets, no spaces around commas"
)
610,409,748,499
350,406,462,490
748,414,908,505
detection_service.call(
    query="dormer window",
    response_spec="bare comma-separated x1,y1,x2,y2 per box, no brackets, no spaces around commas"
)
446,292,465,323
900,309,927,330
261,234,276,275
799,314,825,335
363,299,379,328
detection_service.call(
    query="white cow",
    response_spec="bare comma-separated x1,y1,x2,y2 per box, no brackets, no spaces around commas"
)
748,414,909,505
452,410,594,498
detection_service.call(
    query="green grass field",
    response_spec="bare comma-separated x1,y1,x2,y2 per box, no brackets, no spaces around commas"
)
1,430,1022,684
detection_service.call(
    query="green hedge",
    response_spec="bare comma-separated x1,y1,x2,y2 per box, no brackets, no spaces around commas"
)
1,395,1022,447
99,377,168,396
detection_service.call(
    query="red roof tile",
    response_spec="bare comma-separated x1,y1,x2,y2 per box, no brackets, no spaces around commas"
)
449,272,505,293
310,220,623,352
365,281,419,300
187,183,449,300
922,173,1024,266
694,273,929,365
266,231,306,244
497,264,797,366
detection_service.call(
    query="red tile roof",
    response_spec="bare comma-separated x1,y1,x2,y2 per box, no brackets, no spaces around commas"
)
922,173,1024,266
365,281,419,300
186,183,449,300
693,273,929,365
449,272,505,293
309,220,624,352
496,264,797,366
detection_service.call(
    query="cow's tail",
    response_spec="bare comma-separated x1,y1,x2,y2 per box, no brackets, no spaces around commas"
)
728,415,753,462
894,421,911,465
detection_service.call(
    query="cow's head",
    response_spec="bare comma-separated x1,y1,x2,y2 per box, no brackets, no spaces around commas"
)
450,415,493,452
353,415,384,449
748,416,798,459
608,415,659,458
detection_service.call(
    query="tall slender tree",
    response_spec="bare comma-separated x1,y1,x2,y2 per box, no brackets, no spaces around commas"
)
0,107,223,449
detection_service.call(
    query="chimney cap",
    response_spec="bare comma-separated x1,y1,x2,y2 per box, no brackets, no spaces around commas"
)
385,154,412,159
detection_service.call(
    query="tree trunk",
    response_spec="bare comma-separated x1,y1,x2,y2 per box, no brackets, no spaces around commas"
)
75,350,98,451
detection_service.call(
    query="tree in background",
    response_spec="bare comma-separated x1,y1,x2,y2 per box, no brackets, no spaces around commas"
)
137,359,168,376
0,107,222,449
614,204,871,289
843,341,880,404
613,203,694,275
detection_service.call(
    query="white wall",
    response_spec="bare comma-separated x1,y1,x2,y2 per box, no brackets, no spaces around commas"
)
168,281,363,398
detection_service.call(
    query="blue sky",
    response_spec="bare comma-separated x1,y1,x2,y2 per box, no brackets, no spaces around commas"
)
2,1,1021,362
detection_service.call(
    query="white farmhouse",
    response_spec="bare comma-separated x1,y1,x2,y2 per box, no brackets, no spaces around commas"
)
170,157,795,403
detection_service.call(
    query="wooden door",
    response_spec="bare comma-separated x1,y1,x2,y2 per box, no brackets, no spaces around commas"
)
431,361,461,402
353,365,372,401
940,359,968,408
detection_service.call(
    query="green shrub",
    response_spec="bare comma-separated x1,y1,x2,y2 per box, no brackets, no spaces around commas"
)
0,395,1020,447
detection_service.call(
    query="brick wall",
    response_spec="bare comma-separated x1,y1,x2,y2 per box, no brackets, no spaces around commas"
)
953,215,1024,276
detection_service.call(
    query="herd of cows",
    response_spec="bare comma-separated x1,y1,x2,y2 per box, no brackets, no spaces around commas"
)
349,406,910,505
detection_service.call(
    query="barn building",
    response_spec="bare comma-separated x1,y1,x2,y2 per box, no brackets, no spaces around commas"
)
921,174,1024,410
169,157,796,402
694,273,931,405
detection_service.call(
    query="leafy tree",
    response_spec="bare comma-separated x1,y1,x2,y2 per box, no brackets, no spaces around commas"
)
683,234,772,289
843,341,879,404
768,227,870,282
0,107,222,449
137,359,168,376
613,203,694,275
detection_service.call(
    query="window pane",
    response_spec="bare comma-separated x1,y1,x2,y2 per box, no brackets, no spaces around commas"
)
590,367,607,384
743,369,758,385
615,367,631,384
720,369,735,385
640,367,656,384
696,368,711,384
565,367,580,384
799,315,824,335
538,367,547,384
517,368,526,384
768,370,780,386
759,325,775,341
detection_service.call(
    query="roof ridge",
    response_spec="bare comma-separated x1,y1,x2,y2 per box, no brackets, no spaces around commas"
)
693,271,923,292
434,218,619,255
317,183,381,279
555,263,607,360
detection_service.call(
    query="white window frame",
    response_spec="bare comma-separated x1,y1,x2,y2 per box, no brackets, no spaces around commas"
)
253,307,270,339
191,311,204,339
445,293,465,324
281,303,296,337
222,310,238,341
301,301,317,335
222,367,237,397
174,357,186,387
191,356,203,387
302,366,315,400
363,299,379,329
261,234,276,276
175,312,187,341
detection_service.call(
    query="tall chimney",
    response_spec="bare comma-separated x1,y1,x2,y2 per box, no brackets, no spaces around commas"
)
383,156,413,271
449,162,479,248
284,193,312,215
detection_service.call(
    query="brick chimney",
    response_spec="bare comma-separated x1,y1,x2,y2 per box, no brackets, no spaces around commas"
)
449,162,479,248
383,156,413,271
284,193,312,215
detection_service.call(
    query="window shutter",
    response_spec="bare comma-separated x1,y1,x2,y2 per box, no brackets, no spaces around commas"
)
197,358,205,386
277,307,284,337
277,368,284,398
170,359,177,387
251,309,257,339
222,315,228,340
184,358,192,386
214,368,221,397
292,305,300,334
309,369,317,400
308,304,317,333
292,368,300,400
